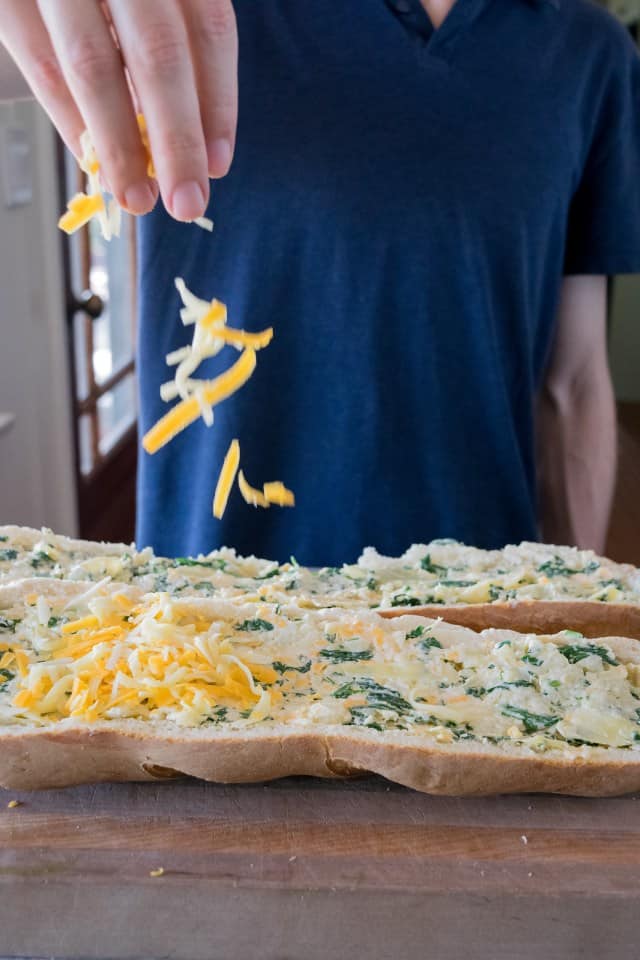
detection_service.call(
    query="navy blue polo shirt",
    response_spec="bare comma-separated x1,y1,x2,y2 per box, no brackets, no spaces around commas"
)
137,0,640,565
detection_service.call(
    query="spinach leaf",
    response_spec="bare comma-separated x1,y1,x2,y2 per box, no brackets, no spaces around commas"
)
206,706,228,723
0,549,18,562
418,636,443,654
255,567,280,580
348,707,383,731
333,678,412,714
0,536,7,542
192,581,215,596
319,648,373,663
438,579,475,588
172,556,227,570
29,550,53,568
558,643,618,667
501,705,560,733
273,660,312,675
466,687,486,698
234,618,274,632
538,557,599,578
0,616,20,633
0,668,14,685
390,594,422,607
488,679,535,693
420,554,448,576
405,625,426,640
522,654,542,666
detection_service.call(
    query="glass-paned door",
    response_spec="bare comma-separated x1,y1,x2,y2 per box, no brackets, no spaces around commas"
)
60,143,138,544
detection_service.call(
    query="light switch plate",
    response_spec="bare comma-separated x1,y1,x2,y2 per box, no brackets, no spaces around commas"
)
2,125,33,208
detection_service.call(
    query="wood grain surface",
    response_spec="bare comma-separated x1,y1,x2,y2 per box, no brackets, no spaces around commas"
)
0,775,638,960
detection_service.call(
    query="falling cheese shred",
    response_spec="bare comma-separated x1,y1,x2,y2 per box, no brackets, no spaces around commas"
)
238,470,271,509
143,348,257,454
263,482,296,508
57,119,296,521
213,440,241,519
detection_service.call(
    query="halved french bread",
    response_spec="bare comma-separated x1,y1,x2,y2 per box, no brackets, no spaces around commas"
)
0,580,638,795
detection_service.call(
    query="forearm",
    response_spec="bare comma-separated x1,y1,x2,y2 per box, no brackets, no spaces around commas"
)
537,364,617,553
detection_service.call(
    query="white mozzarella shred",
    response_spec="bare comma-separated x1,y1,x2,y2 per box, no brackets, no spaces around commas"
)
63,576,113,612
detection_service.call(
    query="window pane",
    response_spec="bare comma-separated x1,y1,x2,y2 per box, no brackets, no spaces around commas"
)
78,414,94,477
97,373,137,457
72,313,90,403
90,215,135,385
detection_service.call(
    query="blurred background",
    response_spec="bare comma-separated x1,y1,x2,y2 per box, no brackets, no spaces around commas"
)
0,1,638,561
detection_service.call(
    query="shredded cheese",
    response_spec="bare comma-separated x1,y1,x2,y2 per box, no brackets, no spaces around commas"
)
238,470,271,509
136,114,156,179
58,193,105,234
212,326,274,350
10,595,272,726
142,349,257,454
263,482,296,508
213,440,241,519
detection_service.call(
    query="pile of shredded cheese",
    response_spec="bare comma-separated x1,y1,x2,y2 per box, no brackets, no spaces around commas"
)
10,592,277,727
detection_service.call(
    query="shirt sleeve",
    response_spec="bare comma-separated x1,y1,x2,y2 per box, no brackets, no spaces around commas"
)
564,33,640,276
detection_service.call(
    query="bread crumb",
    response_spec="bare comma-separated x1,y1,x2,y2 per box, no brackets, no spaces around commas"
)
521,835,528,845
7,800,20,809
289,855,297,862
149,867,164,878
528,872,533,878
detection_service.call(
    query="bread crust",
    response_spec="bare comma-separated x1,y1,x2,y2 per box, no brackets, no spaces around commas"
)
379,601,640,641
0,721,638,796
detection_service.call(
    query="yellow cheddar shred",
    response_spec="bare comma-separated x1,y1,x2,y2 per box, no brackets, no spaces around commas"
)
143,349,257,454
58,192,105,234
238,470,270,509
263,482,296,508
136,114,157,179
199,301,228,332
213,439,241,519
213,327,274,350
62,616,100,635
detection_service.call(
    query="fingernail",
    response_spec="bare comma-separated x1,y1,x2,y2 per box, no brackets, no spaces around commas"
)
170,180,207,221
123,180,157,215
207,138,232,178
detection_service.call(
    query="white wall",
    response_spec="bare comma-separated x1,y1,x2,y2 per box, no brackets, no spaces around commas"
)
610,276,640,403
0,100,78,535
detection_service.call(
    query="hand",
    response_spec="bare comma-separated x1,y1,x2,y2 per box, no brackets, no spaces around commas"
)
0,0,238,221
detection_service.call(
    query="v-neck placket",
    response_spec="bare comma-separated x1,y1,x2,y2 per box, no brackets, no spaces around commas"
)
384,0,492,63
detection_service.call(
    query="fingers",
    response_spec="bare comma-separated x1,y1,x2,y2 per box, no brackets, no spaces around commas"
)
37,0,156,214
183,0,238,179
1,0,237,223
108,0,209,221
0,0,85,155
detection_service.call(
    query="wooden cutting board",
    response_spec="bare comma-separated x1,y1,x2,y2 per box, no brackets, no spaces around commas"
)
0,776,638,960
